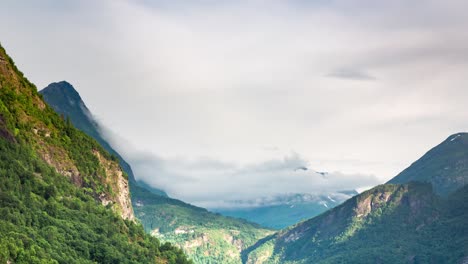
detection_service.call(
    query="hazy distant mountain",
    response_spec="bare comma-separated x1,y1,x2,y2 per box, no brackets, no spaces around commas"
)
212,192,356,229
245,134,468,263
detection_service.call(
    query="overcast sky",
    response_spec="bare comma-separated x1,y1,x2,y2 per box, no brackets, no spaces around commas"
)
1,0,468,207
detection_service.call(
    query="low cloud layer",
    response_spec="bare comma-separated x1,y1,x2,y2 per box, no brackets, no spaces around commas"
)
124,150,379,207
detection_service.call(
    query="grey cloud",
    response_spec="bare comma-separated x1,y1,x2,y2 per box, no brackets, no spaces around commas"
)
327,68,376,81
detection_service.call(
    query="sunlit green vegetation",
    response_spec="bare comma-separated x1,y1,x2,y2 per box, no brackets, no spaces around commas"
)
134,189,274,264
0,139,190,263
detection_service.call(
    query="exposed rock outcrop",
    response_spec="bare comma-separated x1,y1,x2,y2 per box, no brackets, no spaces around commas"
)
93,150,134,220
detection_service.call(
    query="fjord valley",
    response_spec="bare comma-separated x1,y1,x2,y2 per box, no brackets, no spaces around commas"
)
1,1,468,263
3,44,467,263
1,42,468,263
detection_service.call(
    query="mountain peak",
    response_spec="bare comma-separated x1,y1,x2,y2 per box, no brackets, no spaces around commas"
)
52,80,73,87
446,132,468,143
388,132,468,196
40,81,83,104
44,80,75,90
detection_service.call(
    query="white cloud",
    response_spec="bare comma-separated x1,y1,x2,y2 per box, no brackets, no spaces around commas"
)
125,150,379,207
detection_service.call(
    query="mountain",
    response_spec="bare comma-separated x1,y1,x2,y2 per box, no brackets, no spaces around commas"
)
245,134,468,263
388,133,468,196
212,192,354,229
40,81,167,197
39,80,273,263
0,43,190,263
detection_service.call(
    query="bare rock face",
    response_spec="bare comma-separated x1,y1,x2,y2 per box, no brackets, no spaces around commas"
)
30,124,134,220
93,150,134,220
32,125,83,187
354,191,393,218
38,145,81,182
117,170,134,220
36,145,134,220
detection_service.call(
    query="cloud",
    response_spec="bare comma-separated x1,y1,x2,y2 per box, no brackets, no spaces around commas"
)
327,68,376,81
207,192,355,209
124,150,380,208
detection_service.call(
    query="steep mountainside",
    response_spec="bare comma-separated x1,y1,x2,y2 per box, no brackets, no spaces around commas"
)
39,81,274,264
247,183,440,263
40,81,167,197
388,133,468,196
0,43,190,263
246,134,468,264
213,192,352,229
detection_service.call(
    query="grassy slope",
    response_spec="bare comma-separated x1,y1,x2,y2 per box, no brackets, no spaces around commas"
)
0,43,190,263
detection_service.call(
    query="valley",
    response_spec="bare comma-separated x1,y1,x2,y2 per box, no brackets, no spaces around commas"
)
39,79,468,263
0,2,467,262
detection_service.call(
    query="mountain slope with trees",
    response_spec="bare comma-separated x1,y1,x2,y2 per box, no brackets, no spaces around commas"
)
0,43,190,263
388,133,468,196
245,134,468,264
